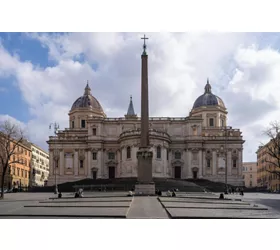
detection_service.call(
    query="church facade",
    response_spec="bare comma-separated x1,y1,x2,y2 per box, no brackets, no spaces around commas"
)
47,80,245,186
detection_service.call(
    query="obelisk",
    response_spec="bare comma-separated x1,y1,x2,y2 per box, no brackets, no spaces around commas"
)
135,34,155,195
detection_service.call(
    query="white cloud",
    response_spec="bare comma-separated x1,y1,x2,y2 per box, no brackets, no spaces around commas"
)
1,32,280,161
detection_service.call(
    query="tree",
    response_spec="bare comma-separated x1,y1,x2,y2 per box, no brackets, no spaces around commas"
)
261,121,280,178
0,120,25,199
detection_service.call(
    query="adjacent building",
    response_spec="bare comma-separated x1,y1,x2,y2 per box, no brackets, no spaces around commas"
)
47,79,245,186
0,137,32,189
242,162,257,188
30,143,49,186
257,144,280,191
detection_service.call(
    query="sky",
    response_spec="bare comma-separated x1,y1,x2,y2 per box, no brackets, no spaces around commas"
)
1,32,280,162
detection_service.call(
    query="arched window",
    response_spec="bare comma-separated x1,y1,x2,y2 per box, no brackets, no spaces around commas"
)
156,146,161,159
127,147,131,159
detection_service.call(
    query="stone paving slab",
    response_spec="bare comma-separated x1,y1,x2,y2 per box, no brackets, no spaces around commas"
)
166,208,280,218
177,192,216,196
39,198,133,203
0,207,128,218
126,197,169,219
159,197,249,205
162,195,230,200
161,202,267,210
25,201,131,207
49,195,131,200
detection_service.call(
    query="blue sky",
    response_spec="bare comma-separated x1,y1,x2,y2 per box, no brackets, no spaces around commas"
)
1,32,280,161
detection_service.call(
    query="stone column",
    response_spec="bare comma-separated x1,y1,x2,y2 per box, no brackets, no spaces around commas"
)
49,150,53,176
238,149,243,176
87,150,91,177
212,150,217,175
97,150,102,178
59,150,64,175
101,149,105,178
131,147,136,175
202,150,206,177
83,150,87,177
182,150,187,179
74,150,78,176
227,150,232,175
167,150,171,176
198,150,203,178
117,149,121,178
188,150,192,177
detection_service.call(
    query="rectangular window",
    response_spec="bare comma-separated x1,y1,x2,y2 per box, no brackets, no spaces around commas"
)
175,152,181,159
92,152,97,160
250,174,252,178
221,119,224,127
81,120,86,128
207,159,211,168
167,150,169,161
209,118,214,127
108,152,115,160
80,160,84,168
92,128,97,136
233,159,237,168
72,120,75,128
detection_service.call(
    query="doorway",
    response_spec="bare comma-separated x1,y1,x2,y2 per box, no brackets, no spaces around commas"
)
192,170,198,179
109,167,115,179
92,171,97,180
174,166,181,179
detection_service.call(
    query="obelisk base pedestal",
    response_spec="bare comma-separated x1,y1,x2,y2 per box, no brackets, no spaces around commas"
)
135,148,155,196
135,183,155,196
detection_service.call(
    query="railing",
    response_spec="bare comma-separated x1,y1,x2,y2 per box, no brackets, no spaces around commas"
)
202,127,242,138
119,128,170,140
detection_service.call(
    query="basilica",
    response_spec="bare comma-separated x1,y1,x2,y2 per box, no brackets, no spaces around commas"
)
47,79,245,186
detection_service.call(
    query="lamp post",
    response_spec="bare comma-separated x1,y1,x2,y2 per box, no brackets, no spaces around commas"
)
222,126,232,194
49,122,59,194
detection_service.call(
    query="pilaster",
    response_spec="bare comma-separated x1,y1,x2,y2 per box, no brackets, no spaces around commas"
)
74,150,78,176
59,150,64,175
212,150,217,175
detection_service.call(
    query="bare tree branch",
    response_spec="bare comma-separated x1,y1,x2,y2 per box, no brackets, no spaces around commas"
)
260,121,280,181
0,120,26,199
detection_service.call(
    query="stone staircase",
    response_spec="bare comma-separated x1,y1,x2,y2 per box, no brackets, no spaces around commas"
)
29,178,204,193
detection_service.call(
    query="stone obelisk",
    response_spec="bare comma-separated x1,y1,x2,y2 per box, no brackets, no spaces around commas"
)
135,34,155,195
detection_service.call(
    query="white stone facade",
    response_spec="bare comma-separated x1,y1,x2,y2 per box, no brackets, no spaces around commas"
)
47,82,245,187
30,144,49,186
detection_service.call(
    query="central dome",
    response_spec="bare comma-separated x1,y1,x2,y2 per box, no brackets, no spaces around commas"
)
192,80,225,109
71,83,104,113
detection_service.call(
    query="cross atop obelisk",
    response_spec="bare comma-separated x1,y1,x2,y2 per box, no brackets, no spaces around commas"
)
141,34,149,55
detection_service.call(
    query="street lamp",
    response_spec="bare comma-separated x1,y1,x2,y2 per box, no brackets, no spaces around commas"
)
49,122,59,194
222,126,232,194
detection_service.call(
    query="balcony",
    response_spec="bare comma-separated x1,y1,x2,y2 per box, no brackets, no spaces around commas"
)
201,127,243,140
119,128,170,142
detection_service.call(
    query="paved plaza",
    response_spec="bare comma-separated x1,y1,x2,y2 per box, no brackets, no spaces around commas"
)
0,192,280,218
